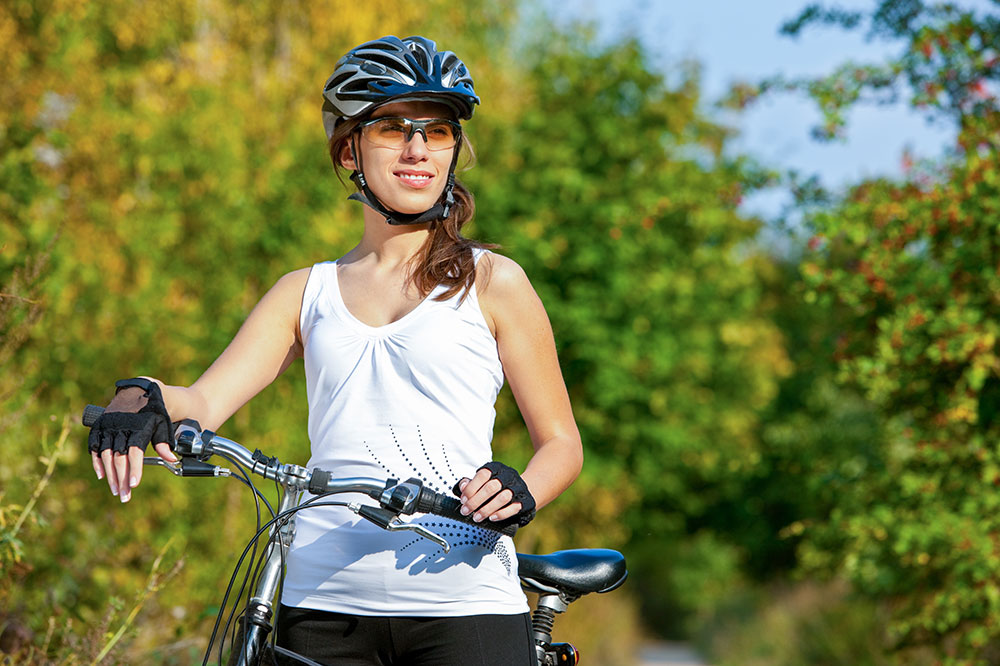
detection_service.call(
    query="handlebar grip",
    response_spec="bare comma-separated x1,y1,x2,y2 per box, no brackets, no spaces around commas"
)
83,404,105,427
416,487,518,538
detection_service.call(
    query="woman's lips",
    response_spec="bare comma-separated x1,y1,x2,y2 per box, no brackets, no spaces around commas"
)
394,170,434,189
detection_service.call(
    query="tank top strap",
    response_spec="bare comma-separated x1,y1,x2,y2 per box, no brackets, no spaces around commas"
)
298,261,336,349
461,247,490,316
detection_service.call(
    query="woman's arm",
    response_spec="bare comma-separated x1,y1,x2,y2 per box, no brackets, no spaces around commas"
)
94,268,311,501
157,267,310,430
459,253,583,523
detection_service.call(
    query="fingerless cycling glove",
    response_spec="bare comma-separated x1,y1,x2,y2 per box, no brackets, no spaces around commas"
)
453,461,537,529
87,378,172,455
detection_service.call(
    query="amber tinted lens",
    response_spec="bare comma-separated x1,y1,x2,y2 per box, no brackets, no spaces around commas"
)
363,118,408,147
362,118,458,150
421,120,458,149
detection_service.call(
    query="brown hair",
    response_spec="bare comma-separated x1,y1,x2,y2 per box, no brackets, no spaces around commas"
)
328,117,496,302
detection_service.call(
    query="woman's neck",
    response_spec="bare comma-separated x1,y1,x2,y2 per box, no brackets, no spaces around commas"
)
344,205,431,268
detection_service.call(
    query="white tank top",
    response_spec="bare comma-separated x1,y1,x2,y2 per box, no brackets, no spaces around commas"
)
281,251,528,616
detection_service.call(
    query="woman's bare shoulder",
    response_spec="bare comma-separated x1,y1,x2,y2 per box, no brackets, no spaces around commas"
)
280,266,312,282
258,268,313,324
476,251,542,337
477,251,531,300
269,267,312,296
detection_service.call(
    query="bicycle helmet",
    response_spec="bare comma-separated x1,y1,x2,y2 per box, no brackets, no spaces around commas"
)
322,36,480,225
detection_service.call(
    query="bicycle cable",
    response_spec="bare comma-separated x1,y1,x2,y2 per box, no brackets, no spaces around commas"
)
229,514,275,666
218,475,261,666
216,450,276,518
203,498,351,666
269,475,288,661
227,473,297,665
216,498,343,666
200,453,274,666
227,490,336,666
227,454,272,666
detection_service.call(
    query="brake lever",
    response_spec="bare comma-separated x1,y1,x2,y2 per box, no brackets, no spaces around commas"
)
143,456,231,478
351,503,451,553
144,456,183,475
385,519,451,553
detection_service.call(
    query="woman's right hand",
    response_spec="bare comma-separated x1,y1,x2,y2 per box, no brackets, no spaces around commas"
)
88,380,178,503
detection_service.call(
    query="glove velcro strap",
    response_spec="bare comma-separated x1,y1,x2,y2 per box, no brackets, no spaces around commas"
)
88,380,172,455
115,377,156,395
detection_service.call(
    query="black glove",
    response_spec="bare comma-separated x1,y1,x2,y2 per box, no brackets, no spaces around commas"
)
453,461,537,529
88,378,172,455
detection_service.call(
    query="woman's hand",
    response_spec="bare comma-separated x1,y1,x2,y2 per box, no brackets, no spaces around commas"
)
88,381,178,503
456,462,536,527
91,440,177,503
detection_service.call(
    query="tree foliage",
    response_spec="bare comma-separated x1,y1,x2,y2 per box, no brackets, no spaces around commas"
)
728,0,1000,142
767,1,1000,661
468,32,791,634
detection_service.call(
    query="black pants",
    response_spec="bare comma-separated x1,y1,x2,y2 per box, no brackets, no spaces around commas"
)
274,605,538,666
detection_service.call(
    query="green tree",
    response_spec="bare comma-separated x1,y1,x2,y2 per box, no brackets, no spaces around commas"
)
753,1,1000,661
468,33,791,635
0,0,518,660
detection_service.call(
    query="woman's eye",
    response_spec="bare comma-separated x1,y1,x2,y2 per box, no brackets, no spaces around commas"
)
378,121,407,134
427,124,452,137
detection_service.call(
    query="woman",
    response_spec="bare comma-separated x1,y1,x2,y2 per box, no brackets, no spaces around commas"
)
88,36,582,665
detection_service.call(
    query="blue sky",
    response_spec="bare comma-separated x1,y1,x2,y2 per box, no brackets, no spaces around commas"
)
542,0,985,218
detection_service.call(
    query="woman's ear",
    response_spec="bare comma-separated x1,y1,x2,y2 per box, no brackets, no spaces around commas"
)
339,140,357,170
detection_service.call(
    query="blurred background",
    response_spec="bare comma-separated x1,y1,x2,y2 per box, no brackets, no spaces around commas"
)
3,0,1000,663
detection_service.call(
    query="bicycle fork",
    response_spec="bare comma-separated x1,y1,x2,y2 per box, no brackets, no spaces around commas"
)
231,485,300,666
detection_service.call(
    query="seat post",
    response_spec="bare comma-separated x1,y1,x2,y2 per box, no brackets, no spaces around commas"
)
531,593,568,649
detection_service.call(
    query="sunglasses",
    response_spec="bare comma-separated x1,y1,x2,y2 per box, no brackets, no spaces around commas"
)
358,117,462,151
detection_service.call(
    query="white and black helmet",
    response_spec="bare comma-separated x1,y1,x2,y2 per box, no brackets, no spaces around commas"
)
322,35,479,140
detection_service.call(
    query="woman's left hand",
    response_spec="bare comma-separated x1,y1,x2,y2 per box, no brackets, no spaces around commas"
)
456,462,536,527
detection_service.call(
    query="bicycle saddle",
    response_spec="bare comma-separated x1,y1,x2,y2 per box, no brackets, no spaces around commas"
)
517,548,627,597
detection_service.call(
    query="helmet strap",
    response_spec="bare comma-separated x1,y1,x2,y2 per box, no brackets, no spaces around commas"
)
347,133,461,226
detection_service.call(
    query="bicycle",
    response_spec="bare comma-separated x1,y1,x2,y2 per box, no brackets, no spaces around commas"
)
83,405,627,666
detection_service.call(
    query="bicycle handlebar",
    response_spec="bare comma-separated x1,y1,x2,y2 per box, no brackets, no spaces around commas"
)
83,405,518,538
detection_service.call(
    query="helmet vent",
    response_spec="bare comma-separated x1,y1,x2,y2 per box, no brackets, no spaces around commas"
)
321,35,481,139
361,61,387,76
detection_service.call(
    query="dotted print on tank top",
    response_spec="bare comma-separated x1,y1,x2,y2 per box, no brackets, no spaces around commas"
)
417,424,455,491
365,425,513,574
365,425,453,494
362,439,394,479
388,425,421,483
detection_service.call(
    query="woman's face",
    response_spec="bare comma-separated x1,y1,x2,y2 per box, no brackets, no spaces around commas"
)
340,100,458,216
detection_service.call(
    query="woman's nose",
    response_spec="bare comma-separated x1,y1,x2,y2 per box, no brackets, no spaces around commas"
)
401,132,429,160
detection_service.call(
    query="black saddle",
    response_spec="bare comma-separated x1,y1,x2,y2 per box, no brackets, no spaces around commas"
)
517,548,627,597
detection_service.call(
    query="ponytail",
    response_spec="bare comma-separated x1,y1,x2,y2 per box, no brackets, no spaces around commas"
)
407,179,496,302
